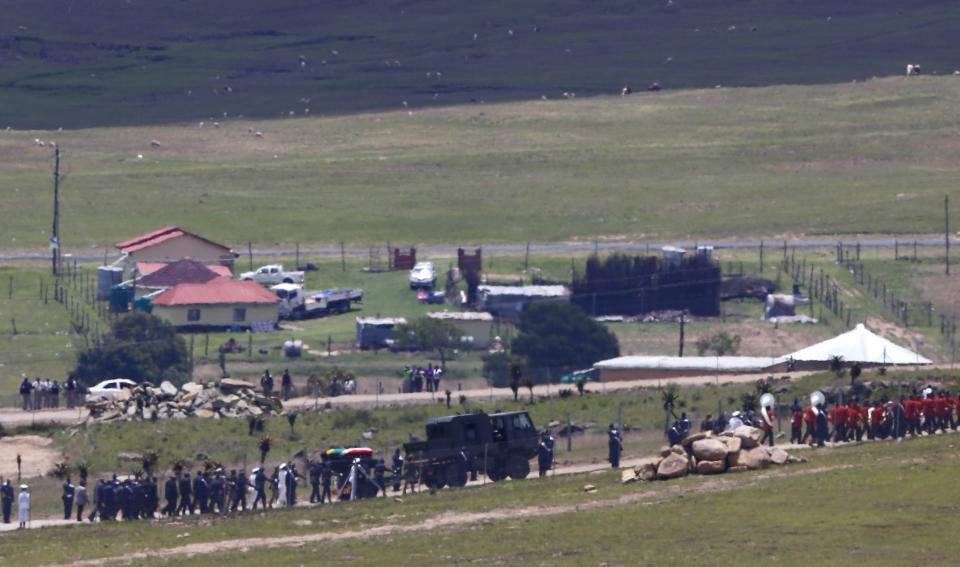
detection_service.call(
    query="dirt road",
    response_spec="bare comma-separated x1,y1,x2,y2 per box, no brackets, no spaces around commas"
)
0,370,813,427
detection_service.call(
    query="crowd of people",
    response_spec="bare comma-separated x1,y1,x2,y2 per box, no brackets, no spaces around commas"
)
791,387,959,446
0,449,411,529
401,364,443,394
17,376,82,411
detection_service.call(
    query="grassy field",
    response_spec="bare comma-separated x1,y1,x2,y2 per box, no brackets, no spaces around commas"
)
2,77,960,252
5,422,960,565
3,0,960,129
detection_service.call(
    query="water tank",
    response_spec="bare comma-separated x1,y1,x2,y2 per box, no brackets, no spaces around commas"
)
97,266,123,301
109,286,132,313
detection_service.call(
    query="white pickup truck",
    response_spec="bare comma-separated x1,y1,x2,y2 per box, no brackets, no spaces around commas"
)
272,283,364,319
240,264,305,285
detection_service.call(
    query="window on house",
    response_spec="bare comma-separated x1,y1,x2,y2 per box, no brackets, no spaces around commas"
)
187,309,201,322
233,308,246,322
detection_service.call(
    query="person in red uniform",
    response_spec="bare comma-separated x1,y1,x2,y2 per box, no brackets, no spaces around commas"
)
904,395,919,436
869,400,883,440
802,403,817,445
831,404,847,443
848,400,862,442
790,399,803,444
934,393,947,433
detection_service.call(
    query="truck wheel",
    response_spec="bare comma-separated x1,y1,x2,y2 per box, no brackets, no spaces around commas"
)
283,277,294,284
506,454,530,480
487,467,506,482
445,464,467,488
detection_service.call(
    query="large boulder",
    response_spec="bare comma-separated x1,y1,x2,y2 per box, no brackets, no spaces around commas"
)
739,447,771,470
637,463,658,482
770,447,789,465
681,431,711,447
720,436,742,454
181,382,203,395
159,381,178,397
622,469,639,484
657,452,690,480
220,378,256,393
696,459,726,475
691,439,728,462
733,425,763,449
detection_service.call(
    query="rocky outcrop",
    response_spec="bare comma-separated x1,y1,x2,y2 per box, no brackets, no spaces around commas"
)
85,380,279,422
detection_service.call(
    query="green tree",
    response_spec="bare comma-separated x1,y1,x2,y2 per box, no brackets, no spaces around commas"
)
511,302,619,379
482,351,525,388
394,317,464,370
695,331,742,356
73,311,189,386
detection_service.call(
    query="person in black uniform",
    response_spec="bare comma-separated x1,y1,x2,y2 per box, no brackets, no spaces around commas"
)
19,378,32,411
1,479,13,523
320,460,333,504
62,477,75,520
102,478,117,520
285,464,297,507
234,470,248,512
607,424,622,468
374,459,387,497
392,449,404,493
815,403,829,447
281,369,293,401
146,477,158,519
164,475,178,517
252,468,267,510
537,435,552,478
194,472,208,514
309,460,321,503
176,472,192,515
206,471,220,514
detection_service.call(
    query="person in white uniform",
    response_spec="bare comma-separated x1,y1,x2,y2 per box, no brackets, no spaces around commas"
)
18,485,30,529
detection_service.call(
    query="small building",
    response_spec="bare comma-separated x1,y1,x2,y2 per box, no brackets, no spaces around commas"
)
594,355,785,382
151,278,279,331
478,285,570,319
356,317,407,350
427,311,494,348
116,227,236,278
661,246,686,270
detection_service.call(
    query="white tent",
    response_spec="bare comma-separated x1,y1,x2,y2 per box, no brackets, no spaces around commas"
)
785,323,931,365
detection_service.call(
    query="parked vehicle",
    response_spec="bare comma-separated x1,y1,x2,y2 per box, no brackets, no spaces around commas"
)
272,283,363,319
403,411,539,488
85,378,138,402
409,261,437,289
240,264,305,285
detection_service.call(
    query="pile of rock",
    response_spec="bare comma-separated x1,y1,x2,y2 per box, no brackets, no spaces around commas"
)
623,425,807,483
85,379,280,422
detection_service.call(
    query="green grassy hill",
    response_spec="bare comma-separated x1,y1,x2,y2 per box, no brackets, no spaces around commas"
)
2,0,960,128
1,77,958,251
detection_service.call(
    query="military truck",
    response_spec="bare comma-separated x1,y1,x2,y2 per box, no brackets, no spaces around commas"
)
402,411,539,488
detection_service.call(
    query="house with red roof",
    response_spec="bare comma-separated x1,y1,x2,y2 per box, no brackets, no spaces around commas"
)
151,278,279,331
136,257,231,291
116,227,236,278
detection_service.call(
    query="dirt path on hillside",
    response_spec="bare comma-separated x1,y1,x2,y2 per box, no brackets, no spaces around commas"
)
0,435,58,479
43,464,850,567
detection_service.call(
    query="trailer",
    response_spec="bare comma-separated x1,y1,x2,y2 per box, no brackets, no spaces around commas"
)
272,283,363,320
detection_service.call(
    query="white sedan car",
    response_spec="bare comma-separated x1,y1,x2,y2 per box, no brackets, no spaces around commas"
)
409,262,437,289
85,378,137,402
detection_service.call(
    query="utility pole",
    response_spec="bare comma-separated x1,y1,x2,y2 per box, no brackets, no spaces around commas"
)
51,146,61,275
946,194,951,275
678,312,685,357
